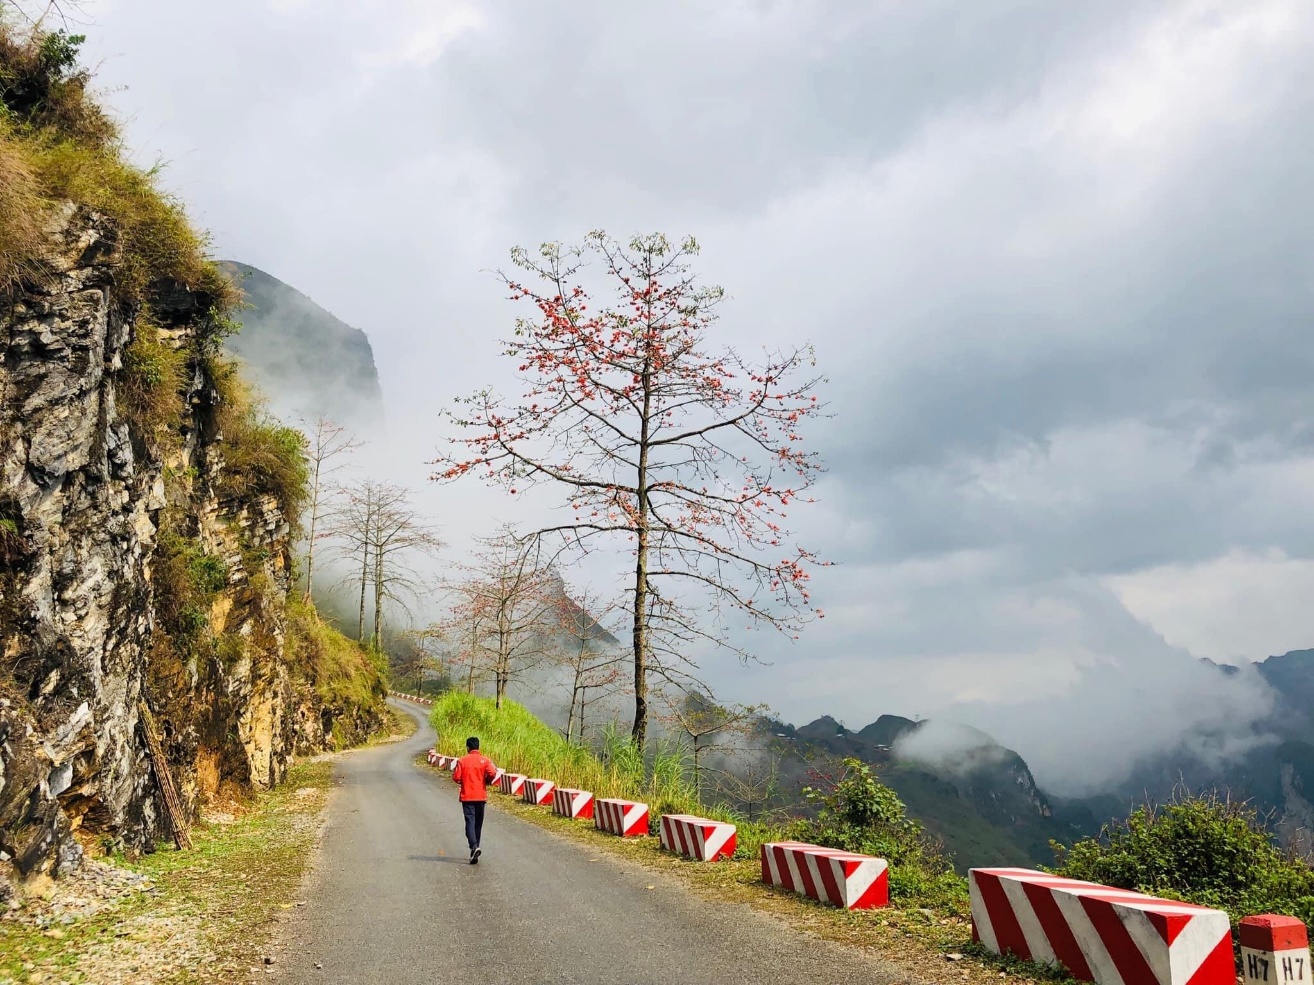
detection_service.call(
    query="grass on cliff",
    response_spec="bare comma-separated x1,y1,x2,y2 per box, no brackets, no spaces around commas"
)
119,318,190,439
0,20,237,306
210,360,312,523
286,598,387,747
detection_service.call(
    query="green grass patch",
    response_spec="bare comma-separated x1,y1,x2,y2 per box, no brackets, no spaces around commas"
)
430,692,960,908
210,359,311,524
286,598,387,741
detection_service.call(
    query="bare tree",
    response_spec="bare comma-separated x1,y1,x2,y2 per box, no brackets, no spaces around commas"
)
555,582,628,744
298,415,361,605
659,691,767,807
432,232,829,747
331,481,442,649
439,528,558,709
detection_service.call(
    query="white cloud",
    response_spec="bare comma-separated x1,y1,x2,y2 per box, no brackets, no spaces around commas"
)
68,0,1314,792
1109,549,1314,664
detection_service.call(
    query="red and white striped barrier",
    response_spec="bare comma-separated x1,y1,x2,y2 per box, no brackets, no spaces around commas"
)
522,778,555,806
659,814,736,862
969,868,1233,985
492,767,505,785
594,798,649,837
387,690,433,706
499,772,526,797
1240,915,1309,985
761,841,888,910
551,788,595,819
426,748,438,765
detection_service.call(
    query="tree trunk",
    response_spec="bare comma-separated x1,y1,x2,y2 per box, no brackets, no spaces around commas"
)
495,615,509,709
304,455,322,604
356,542,369,642
566,685,579,744
692,735,701,807
631,353,653,749
372,542,384,652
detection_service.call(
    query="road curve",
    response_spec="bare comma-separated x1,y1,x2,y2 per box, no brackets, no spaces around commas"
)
278,699,904,984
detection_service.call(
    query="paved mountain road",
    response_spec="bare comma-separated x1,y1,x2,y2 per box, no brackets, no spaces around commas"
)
277,699,903,984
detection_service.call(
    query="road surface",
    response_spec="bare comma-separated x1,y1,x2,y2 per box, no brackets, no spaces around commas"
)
278,699,903,984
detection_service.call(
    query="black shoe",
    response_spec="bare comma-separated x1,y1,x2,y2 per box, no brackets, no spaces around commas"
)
470,847,481,865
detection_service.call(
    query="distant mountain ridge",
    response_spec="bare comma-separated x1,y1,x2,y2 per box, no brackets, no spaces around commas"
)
220,261,384,428
767,646,1314,871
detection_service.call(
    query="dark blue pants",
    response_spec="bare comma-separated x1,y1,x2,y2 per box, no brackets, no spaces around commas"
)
462,801,486,850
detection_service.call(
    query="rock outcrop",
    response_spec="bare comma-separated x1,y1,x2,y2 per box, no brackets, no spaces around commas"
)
0,204,376,883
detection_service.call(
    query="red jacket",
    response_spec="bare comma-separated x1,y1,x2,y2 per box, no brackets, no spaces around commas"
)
452,751,497,802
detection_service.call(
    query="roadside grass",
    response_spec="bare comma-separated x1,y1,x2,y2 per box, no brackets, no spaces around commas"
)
0,758,331,984
426,693,1078,985
0,698,415,985
430,692,778,857
419,762,1079,985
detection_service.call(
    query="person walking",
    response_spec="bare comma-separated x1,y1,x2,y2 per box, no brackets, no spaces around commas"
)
451,736,498,864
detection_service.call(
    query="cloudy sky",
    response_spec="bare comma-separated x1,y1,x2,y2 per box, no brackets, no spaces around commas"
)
73,0,1314,791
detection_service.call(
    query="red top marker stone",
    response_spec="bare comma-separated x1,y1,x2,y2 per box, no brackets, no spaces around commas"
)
1240,915,1309,952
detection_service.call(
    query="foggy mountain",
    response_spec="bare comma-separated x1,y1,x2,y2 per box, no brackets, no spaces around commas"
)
765,647,1314,870
220,261,384,429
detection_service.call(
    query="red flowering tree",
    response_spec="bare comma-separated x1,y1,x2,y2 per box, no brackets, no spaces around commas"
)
431,232,827,747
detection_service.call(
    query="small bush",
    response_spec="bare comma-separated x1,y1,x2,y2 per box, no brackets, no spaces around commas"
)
285,599,386,731
152,520,229,646
1053,790,1314,933
793,757,969,912
120,318,188,439
210,360,311,523
0,25,115,146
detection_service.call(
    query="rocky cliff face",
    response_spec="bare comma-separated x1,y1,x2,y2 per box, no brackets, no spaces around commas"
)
0,204,369,886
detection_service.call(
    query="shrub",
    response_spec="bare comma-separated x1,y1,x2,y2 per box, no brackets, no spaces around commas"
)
0,24,115,146
793,757,969,912
210,360,311,523
152,521,229,647
120,318,188,440
0,20,237,307
1052,790,1314,934
285,599,386,736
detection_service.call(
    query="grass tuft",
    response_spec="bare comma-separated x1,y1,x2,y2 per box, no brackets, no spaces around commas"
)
286,597,387,743
210,359,312,524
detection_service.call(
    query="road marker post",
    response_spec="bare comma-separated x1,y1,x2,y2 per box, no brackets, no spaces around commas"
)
1242,916,1312,985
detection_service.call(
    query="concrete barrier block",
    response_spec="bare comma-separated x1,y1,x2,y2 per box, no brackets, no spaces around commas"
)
761,841,888,910
970,867,1233,985
659,814,736,862
551,788,594,819
595,798,648,837
522,778,555,806
499,772,526,796
1242,915,1311,985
